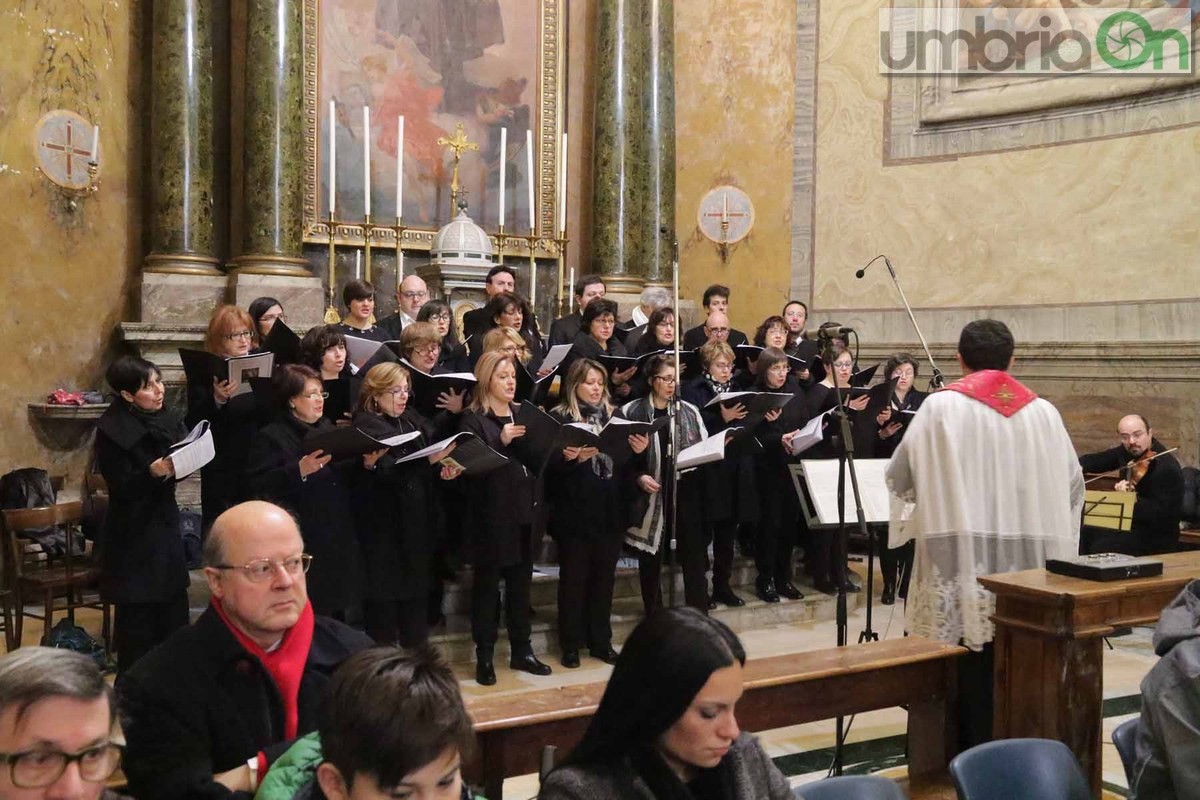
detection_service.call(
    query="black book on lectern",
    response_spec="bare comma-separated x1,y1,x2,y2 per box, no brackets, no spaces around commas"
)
1045,554,1163,582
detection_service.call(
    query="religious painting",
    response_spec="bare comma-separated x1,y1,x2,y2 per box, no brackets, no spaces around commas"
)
302,0,564,242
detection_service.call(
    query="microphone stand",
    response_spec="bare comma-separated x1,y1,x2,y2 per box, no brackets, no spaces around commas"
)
860,255,945,390
665,232,683,609
819,333,875,777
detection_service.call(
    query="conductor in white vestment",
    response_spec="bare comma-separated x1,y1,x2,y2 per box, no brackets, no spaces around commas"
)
886,319,1084,749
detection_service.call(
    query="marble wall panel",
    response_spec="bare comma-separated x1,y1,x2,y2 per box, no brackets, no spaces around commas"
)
0,1,143,481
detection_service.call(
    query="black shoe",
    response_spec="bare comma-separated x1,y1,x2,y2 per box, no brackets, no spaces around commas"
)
881,585,896,605
712,586,746,607
561,650,580,669
590,646,620,665
510,653,553,676
841,579,862,593
755,578,780,603
813,579,839,595
776,581,804,600
475,659,496,686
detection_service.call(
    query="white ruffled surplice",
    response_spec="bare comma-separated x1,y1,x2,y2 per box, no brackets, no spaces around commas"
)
886,390,1084,651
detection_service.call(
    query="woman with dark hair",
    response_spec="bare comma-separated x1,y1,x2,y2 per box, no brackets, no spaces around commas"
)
749,348,808,603
352,363,461,646
626,306,678,399
540,607,794,800
95,356,190,673
857,353,924,605
619,355,708,613
337,279,389,342
243,364,372,618
566,298,636,398
547,359,649,668
187,304,265,529
458,351,553,685
399,322,467,414
299,325,348,381
248,297,285,344
478,292,545,372
419,300,470,372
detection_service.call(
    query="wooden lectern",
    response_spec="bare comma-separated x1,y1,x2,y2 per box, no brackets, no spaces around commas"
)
979,551,1200,797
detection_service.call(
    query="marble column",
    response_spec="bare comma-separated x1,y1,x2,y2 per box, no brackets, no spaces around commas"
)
642,0,675,286
590,0,647,292
144,0,221,276
230,0,309,276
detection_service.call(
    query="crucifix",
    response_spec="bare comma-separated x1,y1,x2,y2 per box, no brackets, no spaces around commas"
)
697,185,755,264
437,122,479,217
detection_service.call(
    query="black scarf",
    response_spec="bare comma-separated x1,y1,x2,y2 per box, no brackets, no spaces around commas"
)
704,372,734,396
128,404,184,451
629,746,735,800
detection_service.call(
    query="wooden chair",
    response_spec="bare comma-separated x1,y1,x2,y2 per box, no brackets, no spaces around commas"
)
0,502,111,650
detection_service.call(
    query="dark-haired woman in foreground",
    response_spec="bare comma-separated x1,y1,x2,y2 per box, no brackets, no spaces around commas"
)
95,355,190,673
540,607,795,800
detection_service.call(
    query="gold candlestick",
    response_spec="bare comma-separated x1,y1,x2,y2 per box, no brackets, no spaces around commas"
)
394,219,406,281
555,232,570,318
324,212,340,323
363,214,377,324
496,224,508,267
526,229,538,317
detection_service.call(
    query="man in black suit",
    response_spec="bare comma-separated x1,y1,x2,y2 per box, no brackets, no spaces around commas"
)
547,274,607,347
681,284,748,350
461,265,518,344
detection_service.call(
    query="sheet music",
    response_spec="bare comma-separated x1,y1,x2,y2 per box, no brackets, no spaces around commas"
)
539,344,573,375
396,432,472,463
227,352,274,397
677,432,730,471
795,459,896,525
169,421,215,479
785,409,834,456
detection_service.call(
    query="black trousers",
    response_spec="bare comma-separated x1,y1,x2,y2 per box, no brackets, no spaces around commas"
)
957,642,995,751
637,539,708,614
471,560,533,655
710,520,737,591
557,532,622,652
754,514,796,586
806,527,850,588
877,531,914,597
365,597,429,648
114,593,190,675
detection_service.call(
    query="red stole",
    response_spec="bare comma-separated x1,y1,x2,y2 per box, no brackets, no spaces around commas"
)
212,599,314,739
944,369,1037,418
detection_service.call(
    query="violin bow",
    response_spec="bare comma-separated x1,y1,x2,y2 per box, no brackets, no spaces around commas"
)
1083,447,1178,485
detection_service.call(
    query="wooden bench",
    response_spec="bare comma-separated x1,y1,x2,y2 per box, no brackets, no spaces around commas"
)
464,636,965,800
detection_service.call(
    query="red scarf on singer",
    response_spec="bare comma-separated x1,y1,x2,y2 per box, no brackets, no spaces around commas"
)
212,598,314,739
944,369,1037,418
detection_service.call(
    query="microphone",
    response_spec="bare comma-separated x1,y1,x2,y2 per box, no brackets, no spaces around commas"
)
855,267,868,279
817,325,854,340
856,254,886,280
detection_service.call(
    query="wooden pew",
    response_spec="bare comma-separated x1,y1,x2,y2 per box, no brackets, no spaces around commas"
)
464,636,965,800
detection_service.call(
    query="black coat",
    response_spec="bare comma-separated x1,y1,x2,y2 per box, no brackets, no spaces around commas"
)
548,312,583,348
187,381,264,528
334,321,390,342
458,406,540,567
855,383,926,459
563,332,630,393
243,416,365,614
119,606,371,800
804,382,862,460
351,409,442,601
753,377,810,527
1079,440,1183,553
94,403,189,604
681,376,761,525
545,409,627,540
461,307,492,344
682,325,748,351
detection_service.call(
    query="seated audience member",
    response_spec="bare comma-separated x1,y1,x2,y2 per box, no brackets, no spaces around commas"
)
119,500,372,800
1079,414,1183,556
539,607,795,800
681,285,748,350
548,274,607,347
335,279,389,342
95,356,189,674
249,297,286,344
378,274,430,340
253,646,474,800
0,647,128,800
418,300,470,372
1131,579,1200,800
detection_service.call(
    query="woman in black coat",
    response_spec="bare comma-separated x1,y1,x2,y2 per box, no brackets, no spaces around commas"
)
458,351,553,685
626,306,679,400
547,359,648,669
95,356,190,674
476,292,545,373
187,304,267,531
352,362,462,646
243,364,369,619
565,298,637,400
680,340,760,608
419,300,471,372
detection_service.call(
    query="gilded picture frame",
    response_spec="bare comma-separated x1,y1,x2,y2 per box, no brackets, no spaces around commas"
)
301,0,565,253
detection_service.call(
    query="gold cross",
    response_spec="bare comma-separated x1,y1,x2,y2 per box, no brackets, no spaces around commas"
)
993,384,1017,405
437,123,479,216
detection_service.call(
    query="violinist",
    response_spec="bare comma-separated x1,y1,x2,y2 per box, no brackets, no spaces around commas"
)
1078,415,1183,556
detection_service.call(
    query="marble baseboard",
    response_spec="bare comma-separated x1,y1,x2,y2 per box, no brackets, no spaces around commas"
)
140,274,229,325
228,273,326,331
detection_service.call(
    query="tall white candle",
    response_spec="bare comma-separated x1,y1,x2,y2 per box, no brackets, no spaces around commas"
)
328,101,336,214
355,249,361,280
568,267,576,313
498,127,507,228
362,106,371,217
558,133,568,234
396,115,405,221
90,125,100,164
722,191,729,224
526,129,535,232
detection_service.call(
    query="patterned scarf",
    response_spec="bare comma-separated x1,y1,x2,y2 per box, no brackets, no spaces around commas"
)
579,402,615,480
704,372,734,396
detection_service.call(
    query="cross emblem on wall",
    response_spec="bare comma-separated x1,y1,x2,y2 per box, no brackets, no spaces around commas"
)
35,111,99,191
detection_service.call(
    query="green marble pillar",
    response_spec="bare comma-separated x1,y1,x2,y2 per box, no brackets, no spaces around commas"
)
590,0,647,292
643,0,675,285
231,0,309,275
145,0,221,275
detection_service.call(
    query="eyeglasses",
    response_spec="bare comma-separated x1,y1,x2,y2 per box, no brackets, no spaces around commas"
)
427,313,451,322
706,327,730,335
213,553,313,582
653,375,677,385
0,743,123,788
225,330,254,341
401,290,429,300
387,388,411,398
260,312,286,323
499,344,528,355
413,344,440,356
834,362,854,370
302,391,330,400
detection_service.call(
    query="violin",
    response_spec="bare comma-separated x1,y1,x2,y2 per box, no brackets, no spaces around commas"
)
1083,447,1178,491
